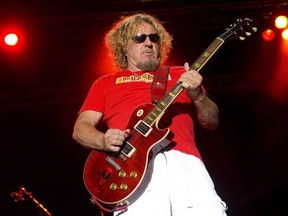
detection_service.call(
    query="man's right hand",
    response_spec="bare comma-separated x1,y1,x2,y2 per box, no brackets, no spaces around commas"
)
102,129,130,152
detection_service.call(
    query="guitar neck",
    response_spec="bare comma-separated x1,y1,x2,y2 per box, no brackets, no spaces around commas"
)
190,37,224,72
143,37,225,126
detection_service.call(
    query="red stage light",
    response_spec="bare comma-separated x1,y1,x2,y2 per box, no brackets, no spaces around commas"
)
4,33,19,46
1,25,25,54
262,29,275,41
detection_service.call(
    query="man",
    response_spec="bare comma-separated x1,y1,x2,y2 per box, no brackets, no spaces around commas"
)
72,13,227,216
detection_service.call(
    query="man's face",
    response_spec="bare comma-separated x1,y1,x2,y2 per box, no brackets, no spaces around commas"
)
126,23,160,72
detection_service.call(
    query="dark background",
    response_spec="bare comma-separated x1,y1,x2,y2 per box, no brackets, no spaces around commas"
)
0,0,287,215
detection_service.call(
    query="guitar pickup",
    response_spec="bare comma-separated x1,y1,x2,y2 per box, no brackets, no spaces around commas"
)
134,120,152,137
121,141,136,158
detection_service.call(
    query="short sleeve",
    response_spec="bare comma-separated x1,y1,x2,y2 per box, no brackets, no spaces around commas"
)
79,76,109,114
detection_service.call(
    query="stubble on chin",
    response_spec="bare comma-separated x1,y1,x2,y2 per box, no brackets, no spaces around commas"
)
136,59,160,72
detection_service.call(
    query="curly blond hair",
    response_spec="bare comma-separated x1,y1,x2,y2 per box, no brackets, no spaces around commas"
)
105,13,173,70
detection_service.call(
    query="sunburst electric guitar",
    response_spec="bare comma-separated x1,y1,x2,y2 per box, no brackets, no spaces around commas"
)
83,17,257,210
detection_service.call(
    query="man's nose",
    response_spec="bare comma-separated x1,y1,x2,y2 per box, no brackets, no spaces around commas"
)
143,37,153,46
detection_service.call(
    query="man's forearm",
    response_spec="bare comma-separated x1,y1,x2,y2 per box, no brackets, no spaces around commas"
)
193,92,219,130
72,122,105,150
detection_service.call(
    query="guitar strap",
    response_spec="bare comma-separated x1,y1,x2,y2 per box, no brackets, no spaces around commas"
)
151,66,170,105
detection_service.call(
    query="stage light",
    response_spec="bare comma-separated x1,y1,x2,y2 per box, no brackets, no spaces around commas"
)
275,15,288,29
262,29,275,41
4,33,19,46
282,29,288,40
1,25,25,54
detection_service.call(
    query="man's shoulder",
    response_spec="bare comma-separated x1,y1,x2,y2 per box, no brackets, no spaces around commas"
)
96,72,118,81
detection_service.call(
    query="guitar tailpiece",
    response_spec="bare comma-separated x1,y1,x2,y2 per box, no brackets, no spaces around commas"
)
90,196,128,215
90,196,114,212
90,196,96,204
114,205,128,216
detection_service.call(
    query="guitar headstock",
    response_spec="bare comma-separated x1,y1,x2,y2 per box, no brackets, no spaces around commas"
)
219,17,257,41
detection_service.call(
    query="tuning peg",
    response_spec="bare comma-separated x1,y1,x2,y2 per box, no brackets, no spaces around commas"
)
239,36,246,41
246,32,252,36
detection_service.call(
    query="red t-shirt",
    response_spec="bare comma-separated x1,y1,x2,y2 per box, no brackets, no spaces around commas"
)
79,66,202,159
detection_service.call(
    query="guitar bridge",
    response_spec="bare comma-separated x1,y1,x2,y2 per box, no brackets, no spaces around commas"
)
134,120,152,137
105,156,121,171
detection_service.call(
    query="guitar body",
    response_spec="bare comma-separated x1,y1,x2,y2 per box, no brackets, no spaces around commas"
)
83,103,173,207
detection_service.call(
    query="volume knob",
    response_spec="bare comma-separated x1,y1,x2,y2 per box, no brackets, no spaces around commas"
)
119,170,126,178
110,183,117,190
130,171,138,178
120,184,128,191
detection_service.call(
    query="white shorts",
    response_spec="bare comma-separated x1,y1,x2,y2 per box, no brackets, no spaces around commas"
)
114,150,227,216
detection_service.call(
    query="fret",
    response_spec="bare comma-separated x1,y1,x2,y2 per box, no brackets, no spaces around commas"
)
160,101,167,107
147,116,153,121
155,107,161,112
151,112,157,117
168,92,175,97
